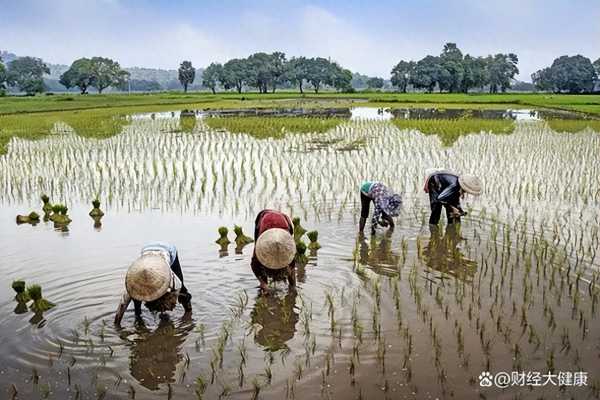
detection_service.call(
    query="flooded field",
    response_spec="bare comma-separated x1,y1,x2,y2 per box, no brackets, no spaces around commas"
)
1,108,599,400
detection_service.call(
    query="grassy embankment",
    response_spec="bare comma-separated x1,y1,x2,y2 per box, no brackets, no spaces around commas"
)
1,92,599,153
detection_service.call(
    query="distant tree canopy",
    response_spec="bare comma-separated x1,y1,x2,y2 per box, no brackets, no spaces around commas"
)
178,61,195,93
532,55,598,93
60,57,129,94
205,53,352,94
59,58,95,94
391,43,519,93
366,77,384,89
202,62,223,94
129,79,162,92
0,54,6,94
6,56,50,95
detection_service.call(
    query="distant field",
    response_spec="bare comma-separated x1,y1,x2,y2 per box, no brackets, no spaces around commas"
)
1,91,600,116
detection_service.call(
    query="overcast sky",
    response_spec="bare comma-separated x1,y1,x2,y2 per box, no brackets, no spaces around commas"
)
1,0,598,81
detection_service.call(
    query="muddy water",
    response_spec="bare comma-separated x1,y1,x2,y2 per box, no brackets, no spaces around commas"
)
1,111,599,399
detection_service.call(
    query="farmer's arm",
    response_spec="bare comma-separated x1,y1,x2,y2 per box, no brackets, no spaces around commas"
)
114,292,132,325
381,213,395,231
371,199,383,233
178,289,193,312
251,254,270,293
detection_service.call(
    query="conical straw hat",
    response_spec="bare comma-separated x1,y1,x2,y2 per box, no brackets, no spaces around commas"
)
255,228,296,270
125,254,171,302
459,174,482,196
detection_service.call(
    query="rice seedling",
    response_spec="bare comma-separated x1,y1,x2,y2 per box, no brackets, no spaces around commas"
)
89,198,105,218
233,225,253,246
15,211,40,224
307,230,321,250
26,284,55,312
11,280,30,303
251,378,262,400
292,217,307,240
216,227,231,246
295,241,308,264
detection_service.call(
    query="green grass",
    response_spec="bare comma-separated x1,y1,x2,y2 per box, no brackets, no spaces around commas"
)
204,116,343,138
546,119,600,133
392,118,516,146
0,109,130,153
2,92,600,116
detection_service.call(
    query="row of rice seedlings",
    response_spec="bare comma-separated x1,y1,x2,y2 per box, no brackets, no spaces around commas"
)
4,118,598,259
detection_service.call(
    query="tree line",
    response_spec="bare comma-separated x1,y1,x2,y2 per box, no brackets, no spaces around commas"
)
1,46,599,96
532,55,599,94
200,53,352,94
390,43,520,93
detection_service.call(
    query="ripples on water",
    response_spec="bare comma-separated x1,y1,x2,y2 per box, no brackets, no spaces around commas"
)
0,112,599,399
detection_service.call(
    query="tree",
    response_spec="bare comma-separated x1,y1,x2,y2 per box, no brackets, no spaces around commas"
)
306,57,331,93
390,60,415,93
178,60,195,93
128,79,162,92
531,67,555,92
487,53,519,93
461,55,488,93
439,43,464,93
269,51,287,93
221,58,248,93
6,56,49,95
366,77,384,89
59,58,96,94
246,52,274,93
410,56,442,93
532,55,597,93
202,62,223,94
331,65,353,92
0,54,6,95
88,57,128,94
286,57,310,93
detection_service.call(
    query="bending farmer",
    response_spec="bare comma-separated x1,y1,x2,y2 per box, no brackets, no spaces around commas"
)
114,242,192,325
359,181,402,234
424,169,482,225
251,209,297,294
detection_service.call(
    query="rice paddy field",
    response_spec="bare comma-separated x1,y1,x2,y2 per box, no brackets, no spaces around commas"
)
0,106,599,400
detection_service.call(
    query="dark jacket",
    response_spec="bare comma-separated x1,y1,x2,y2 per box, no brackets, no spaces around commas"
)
428,173,462,208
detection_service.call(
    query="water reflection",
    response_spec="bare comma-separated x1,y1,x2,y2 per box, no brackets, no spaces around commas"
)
423,224,477,282
250,291,299,352
121,315,194,391
357,231,401,275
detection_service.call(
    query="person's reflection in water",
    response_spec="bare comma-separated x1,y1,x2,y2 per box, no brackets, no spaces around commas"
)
357,231,401,274
123,315,194,391
423,224,477,282
250,291,299,352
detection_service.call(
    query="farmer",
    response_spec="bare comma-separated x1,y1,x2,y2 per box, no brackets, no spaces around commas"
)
359,181,403,234
424,169,482,226
252,209,297,294
114,242,192,325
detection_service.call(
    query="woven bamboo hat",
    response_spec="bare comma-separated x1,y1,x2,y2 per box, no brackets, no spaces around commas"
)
125,253,171,302
255,228,296,270
458,174,482,196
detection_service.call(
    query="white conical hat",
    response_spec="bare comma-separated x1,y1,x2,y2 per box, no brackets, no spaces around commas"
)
125,254,171,302
255,228,296,270
459,174,482,196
